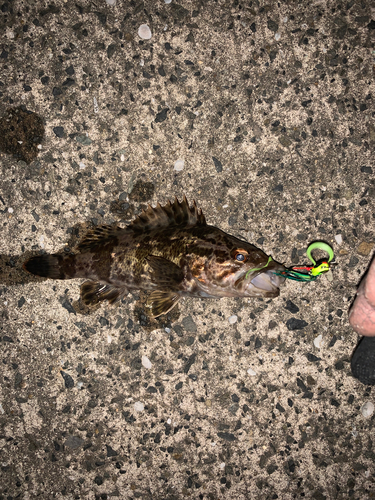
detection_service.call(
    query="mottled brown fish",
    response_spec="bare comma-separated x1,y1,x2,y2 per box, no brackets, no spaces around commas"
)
23,196,285,317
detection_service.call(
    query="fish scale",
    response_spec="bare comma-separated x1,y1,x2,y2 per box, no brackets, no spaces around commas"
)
23,196,286,317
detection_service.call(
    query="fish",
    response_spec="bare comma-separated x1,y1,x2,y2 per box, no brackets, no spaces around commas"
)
23,196,286,317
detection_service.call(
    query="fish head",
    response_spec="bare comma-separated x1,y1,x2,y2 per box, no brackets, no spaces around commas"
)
188,229,285,298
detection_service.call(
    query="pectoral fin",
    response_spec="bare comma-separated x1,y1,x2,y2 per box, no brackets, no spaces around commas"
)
80,281,124,305
147,255,184,289
146,290,180,317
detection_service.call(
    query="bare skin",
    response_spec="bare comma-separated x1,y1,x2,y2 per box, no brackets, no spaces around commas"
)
349,257,375,337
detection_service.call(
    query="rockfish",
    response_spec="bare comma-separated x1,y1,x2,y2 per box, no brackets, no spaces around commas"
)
23,196,285,317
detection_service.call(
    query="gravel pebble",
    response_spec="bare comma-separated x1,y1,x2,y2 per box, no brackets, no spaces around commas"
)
361,402,374,418
138,24,152,40
314,334,323,349
228,315,238,324
174,159,184,171
134,401,144,412
142,355,152,369
335,234,343,245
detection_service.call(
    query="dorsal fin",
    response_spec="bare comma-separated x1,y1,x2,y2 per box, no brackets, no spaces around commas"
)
77,225,118,252
127,195,206,233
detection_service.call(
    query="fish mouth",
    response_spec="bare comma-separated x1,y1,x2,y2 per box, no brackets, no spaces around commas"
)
244,267,285,297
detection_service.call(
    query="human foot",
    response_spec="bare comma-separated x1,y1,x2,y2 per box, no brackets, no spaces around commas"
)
349,257,375,337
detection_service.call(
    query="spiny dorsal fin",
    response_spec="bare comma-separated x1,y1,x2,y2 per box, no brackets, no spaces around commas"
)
77,225,119,252
128,195,206,233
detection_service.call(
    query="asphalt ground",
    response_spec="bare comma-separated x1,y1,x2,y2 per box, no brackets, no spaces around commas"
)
0,1,374,499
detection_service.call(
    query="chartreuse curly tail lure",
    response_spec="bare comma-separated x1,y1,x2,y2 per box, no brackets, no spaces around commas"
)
274,241,335,282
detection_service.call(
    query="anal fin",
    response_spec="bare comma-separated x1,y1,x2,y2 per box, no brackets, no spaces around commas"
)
146,290,180,317
80,281,124,306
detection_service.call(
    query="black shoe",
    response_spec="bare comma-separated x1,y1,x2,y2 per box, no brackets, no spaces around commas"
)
351,336,375,385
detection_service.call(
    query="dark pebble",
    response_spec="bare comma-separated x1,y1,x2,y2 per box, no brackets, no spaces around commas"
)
212,156,223,172
330,398,340,407
267,19,279,32
274,184,283,192
286,318,308,330
296,378,307,391
360,166,372,173
99,316,109,326
183,353,196,374
285,300,299,314
106,445,118,457
175,381,183,390
306,353,321,362
16,397,28,403
334,360,344,370
288,459,296,472
155,108,169,123
53,126,64,138
231,394,240,403
228,215,237,226
18,296,26,308
185,336,195,346
276,403,285,412
107,43,116,59
267,464,278,474
302,391,313,399
65,435,83,449
348,256,359,267
61,299,76,314
255,337,262,349
63,78,76,87
60,371,74,389
217,432,236,441
31,210,40,222
158,65,166,76
182,315,197,333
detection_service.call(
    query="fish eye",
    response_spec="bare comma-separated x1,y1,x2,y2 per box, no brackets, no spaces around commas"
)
234,250,247,262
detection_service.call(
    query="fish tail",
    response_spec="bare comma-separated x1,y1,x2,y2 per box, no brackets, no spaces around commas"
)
23,254,76,280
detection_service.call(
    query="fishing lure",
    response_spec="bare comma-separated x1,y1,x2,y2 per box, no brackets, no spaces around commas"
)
274,241,335,282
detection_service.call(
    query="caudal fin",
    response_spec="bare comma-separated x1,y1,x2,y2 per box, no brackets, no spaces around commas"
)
23,254,73,279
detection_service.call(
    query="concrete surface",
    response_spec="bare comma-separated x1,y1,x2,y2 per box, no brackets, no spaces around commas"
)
0,0,374,499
